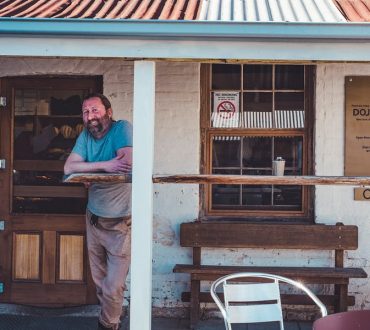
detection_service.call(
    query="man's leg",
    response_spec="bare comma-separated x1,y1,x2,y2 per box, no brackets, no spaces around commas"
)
86,210,107,304
98,218,131,329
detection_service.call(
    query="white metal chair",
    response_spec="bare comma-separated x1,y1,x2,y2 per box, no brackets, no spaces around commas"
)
210,272,328,330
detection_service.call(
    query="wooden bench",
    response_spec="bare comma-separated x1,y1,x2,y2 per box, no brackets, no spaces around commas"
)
173,221,367,328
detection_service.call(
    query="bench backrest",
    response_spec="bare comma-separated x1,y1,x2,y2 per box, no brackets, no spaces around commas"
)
180,222,358,250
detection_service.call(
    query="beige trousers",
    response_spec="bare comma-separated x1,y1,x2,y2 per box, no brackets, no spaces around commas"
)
86,209,131,330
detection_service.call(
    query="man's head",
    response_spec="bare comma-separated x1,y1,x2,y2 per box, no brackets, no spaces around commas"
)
82,93,113,139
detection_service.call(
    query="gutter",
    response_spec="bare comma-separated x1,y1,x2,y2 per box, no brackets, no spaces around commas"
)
0,17,370,40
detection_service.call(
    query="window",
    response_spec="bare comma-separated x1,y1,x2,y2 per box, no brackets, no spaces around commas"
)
200,64,314,219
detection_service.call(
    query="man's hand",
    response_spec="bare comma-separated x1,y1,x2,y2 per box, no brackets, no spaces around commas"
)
104,154,132,173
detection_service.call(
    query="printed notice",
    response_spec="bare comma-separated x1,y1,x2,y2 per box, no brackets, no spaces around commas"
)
212,92,240,128
345,76,370,175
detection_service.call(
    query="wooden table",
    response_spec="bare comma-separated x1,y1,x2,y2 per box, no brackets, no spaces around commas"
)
313,310,370,329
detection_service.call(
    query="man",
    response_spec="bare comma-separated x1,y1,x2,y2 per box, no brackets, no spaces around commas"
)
64,93,132,330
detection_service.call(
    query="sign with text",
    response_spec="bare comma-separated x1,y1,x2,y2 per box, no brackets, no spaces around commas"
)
345,76,370,175
213,92,239,118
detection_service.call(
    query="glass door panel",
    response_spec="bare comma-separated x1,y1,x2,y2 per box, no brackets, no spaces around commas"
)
13,84,90,214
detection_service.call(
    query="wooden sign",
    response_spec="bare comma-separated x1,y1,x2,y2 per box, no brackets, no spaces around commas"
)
354,187,370,201
345,76,370,175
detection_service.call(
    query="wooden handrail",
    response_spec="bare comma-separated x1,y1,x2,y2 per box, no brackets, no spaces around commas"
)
153,175,370,185
65,173,370,186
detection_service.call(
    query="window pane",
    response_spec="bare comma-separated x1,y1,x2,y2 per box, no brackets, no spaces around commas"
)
242,137,272,170
212,64,241,90
275,92,304,110
275,65,304,90
242,185,274,207
274,137,303,175
244,92,272,112
274,93,304,129
273,185,302,209
212,137,241,168
243,64,272,90
212,169,241,207
243,92,273,128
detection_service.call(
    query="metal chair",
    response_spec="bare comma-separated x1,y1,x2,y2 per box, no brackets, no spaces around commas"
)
210,272,328,330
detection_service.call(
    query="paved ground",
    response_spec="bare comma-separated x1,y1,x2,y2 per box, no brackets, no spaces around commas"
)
0,304,314,330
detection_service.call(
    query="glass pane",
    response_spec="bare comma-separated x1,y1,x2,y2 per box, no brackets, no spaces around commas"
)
13,197,86,214
243,64,272,90
242,185,273,207
212,136,241,168
274,93,304,129
13,86,89,215
273,185,302,210
274,137,303,175
275,92,304,110
275,65,304,90
243,92,272,129
242,137,272,171
212,169,241,207
212,64,241,90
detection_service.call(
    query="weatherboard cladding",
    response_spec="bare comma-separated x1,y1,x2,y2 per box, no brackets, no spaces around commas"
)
0,0,349,22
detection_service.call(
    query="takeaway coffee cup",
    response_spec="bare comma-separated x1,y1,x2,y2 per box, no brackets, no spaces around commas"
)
272,157,285,176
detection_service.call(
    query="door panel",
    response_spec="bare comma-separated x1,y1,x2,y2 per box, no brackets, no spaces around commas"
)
0,76,101,306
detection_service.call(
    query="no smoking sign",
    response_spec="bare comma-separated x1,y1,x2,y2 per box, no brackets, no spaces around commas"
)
213,92,239,119
217,100,236,118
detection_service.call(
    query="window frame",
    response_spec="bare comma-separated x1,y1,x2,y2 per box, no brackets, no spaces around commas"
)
199,63,315,221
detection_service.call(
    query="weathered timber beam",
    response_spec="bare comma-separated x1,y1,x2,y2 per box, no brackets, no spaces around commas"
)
65,173,370,186
64,173,132,183
152,175,370,186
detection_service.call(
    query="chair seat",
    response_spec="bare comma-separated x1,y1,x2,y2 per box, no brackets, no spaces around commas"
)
313,310,370,330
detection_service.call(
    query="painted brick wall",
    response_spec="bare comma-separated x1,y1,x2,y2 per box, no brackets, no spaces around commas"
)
2,58,370,314
0,58,200,310
316,63,370,310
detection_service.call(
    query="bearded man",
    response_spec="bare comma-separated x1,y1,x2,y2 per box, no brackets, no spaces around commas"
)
64,93,132,330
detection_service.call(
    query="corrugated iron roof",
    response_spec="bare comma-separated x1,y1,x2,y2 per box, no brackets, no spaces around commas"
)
333,0,370,22
0,0,201,20
0,0,353,22
199,0,346,22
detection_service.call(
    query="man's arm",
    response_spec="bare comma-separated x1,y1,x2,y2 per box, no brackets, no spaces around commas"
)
64,146,132,175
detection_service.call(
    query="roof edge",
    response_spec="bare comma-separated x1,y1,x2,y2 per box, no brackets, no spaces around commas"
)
1,17,370,40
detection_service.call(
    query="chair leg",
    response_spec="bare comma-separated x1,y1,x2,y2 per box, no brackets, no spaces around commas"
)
190,279,200,329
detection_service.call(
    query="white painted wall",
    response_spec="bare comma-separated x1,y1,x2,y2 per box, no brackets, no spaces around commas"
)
316,63,370,309
1,57,369,313
0,57,200,311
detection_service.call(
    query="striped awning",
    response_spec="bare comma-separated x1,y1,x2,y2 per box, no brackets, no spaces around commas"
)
211,110,305,129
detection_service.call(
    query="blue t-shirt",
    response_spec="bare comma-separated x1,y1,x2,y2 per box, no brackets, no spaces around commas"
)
72,120,132,218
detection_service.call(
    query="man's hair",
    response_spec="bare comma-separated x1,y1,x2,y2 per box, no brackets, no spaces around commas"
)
83,93,112,110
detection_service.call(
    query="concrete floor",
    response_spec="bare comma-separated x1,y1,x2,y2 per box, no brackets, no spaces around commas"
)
0,315,313,330
0,304,314,330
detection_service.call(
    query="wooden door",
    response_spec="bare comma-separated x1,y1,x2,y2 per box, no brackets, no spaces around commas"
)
0,76,101,306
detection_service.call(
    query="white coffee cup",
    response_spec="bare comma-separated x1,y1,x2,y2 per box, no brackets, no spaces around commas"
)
272,157,285,176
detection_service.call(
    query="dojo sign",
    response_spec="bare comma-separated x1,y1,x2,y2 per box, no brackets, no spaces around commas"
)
345,76,370,176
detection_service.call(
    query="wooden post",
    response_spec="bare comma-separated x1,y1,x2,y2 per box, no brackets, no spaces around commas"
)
190,247,201,329
131,61,155,330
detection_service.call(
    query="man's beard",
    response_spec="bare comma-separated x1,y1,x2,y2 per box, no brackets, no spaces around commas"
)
85,113,112,139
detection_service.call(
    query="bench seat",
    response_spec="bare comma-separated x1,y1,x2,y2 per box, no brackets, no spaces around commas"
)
174,264,367,283
173,221,367,329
